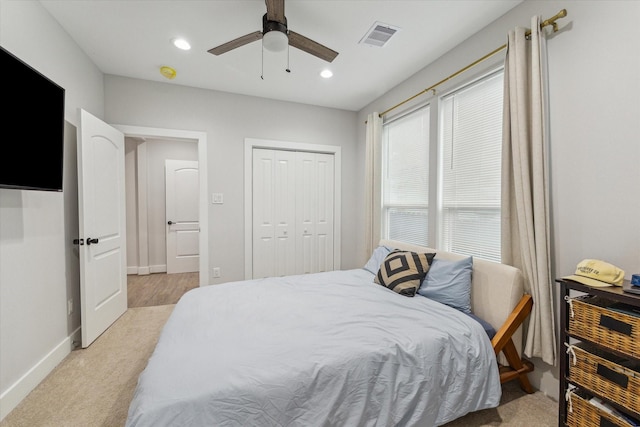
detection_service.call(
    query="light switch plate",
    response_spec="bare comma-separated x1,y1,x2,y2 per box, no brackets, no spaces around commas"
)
212,193,223,204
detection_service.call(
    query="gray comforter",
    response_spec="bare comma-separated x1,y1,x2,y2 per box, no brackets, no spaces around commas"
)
126,268,501,426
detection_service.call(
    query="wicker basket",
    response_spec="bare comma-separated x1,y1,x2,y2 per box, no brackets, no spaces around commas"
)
568,344,640,416
567,393,636,427
568,295,640,360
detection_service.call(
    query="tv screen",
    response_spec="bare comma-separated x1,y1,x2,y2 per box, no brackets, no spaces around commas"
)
0,46,65,192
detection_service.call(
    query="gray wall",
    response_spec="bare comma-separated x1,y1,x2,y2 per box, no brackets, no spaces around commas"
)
356,0,640,400
0,0,104,418
105,75,359,284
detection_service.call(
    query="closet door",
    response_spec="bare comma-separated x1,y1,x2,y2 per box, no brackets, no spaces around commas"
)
295,152,335,274
252,149,297,278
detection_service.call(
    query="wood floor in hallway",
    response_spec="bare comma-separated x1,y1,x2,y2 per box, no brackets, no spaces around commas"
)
127,272,199,307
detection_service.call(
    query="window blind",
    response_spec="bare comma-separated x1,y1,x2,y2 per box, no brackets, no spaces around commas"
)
382,106,430,246
439,71,503,262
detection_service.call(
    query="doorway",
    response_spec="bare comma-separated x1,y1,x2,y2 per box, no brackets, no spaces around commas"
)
124,140,199,275
114,125,208,287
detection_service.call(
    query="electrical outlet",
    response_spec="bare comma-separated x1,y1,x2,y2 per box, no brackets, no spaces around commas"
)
67,299,73,315
213,267,221,278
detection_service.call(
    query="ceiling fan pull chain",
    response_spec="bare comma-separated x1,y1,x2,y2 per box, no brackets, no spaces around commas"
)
260,44,264,80
286,43,291,73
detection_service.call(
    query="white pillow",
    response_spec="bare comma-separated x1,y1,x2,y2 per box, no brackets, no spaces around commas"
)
363,245,392,274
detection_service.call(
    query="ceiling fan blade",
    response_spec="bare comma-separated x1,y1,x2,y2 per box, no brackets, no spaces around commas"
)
288,31,339,63
207,31,263,56
265,0,285,23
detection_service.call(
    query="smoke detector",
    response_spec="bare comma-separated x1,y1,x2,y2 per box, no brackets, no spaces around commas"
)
359,22,400,47
160,66,177,79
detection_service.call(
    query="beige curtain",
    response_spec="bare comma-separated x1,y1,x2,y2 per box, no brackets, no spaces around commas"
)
501,16,556,365
364,112,383,257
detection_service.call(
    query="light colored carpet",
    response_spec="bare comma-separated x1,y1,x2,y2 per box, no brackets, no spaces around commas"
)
0,305,174,427
1,305,558,426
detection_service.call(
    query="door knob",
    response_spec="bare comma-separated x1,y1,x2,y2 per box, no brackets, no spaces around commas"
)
86,238,99,245
168,221,174,225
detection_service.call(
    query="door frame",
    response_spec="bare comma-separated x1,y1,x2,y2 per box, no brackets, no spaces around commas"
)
244,138,341,279
114,124,209,286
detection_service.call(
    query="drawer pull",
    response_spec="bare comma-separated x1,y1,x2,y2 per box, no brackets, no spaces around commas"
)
599,314,632,336
597,363,629,388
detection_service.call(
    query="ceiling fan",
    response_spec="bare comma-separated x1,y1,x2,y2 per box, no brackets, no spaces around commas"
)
207,0,338,63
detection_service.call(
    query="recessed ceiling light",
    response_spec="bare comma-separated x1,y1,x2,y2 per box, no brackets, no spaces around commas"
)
320,69,333,79
172,38,191,51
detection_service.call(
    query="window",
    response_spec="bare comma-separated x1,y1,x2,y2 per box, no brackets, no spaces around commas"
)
382,106,430,246
439,71,503,261
381,69,504,262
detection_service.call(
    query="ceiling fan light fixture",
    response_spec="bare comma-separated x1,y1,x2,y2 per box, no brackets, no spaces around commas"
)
207,1,338,63
263,30,288,52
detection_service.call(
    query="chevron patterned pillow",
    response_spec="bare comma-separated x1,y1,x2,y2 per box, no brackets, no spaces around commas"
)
374,250,436,297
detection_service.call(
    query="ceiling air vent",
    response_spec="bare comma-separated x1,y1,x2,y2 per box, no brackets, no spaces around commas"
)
359,22,400,47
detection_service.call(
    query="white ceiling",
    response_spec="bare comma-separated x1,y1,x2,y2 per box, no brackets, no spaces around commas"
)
40,0,522,111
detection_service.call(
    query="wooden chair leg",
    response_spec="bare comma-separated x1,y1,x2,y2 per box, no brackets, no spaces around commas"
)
500,338,534,393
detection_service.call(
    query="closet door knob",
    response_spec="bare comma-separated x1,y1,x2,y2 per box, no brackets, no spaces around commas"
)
86,238,99,245
168,221,174,225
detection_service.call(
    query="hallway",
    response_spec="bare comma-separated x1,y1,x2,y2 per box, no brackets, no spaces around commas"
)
127,272,199,307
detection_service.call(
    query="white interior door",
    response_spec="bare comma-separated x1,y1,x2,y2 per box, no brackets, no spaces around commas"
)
251,148,334,278
165,159,199,274
296,152,334,274
314,153,335,272
252,149,296,278
77,108,127,348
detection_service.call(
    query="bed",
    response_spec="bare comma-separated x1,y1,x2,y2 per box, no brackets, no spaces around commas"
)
125,240,531,426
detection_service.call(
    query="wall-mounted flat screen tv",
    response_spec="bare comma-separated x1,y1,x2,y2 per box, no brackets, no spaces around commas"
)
0,46,65,192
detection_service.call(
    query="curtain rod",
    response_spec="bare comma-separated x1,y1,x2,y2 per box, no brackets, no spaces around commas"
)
377,9,568,119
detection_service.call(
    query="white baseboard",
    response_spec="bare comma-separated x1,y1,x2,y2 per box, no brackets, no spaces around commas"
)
127,265,167,275
0,327,81,421
149,264,166,274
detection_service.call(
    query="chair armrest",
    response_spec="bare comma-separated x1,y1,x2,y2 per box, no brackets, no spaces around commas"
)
491,294,533,354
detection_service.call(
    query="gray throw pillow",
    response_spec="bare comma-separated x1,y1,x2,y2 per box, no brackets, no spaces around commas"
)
418,256,473,313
